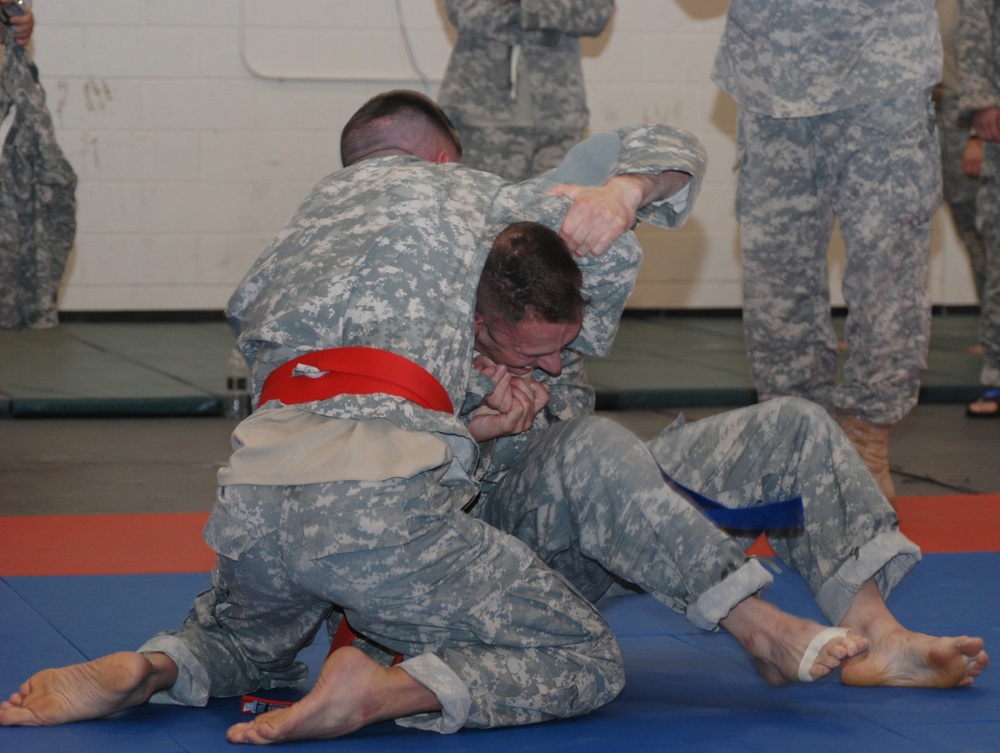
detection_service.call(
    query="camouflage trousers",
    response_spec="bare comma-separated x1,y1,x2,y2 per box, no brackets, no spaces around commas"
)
140,468,623,732
937,94,986,300
976,140,1000,384
477,398,920,629
738,90,941,425
453,122,581,182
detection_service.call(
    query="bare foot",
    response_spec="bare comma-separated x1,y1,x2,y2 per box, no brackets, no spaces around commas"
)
722,597,869,685
226,647,440,745
839,579,990,688
840,630,989,688
752,623,869,685
0,652,177,727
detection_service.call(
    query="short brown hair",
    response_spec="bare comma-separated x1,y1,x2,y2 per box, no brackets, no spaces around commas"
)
340,90,462,166
476,222,588,328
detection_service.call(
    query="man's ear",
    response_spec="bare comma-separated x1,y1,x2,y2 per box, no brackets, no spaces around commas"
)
474,311,484,336
433,148,459,165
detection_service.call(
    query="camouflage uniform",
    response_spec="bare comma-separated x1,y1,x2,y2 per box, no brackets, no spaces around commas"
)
438,0,614,182
476,400,920,632
937,0,986,301
0,26,77,330
713,0,942,425
462,341,919,633
958,0,1000,388
139,124,705,733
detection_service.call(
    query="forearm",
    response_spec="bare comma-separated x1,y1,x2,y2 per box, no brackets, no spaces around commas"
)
445,0,520,36
957,0,1000,117
610,124,706,229
520,0,614,37
609,170,692,213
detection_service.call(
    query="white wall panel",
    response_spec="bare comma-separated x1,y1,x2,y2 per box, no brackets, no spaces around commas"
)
18,0,974,311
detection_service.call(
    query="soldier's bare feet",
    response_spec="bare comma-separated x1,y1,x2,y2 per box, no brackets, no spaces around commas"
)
841,631,988,688
839,579,989,688
0,652,177,727
752,622,869,685
722,596,869,685
226,647,440,745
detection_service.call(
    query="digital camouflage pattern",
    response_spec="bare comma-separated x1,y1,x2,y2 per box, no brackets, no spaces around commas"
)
958,0,1000,386
142,124,706,732
227,123,705,424
713,0,943,425
438,0,614,181
475,398,920,631
936,90,986,301
0,26,76,330
712,0,941,119
737,92,941,425
144,476,623,731
936,0,985,302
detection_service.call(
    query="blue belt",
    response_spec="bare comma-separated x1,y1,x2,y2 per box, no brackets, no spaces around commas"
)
656,460,804,532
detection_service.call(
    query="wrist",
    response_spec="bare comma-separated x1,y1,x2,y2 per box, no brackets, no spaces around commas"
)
612,174,650,213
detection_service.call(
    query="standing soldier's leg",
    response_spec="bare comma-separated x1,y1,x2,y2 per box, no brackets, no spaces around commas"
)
738,110,839,413
829,91,939,502
937,95,986,300
453,122,535,182
969,141,1000,412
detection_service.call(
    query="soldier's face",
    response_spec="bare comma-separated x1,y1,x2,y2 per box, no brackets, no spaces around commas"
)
474,314,581,376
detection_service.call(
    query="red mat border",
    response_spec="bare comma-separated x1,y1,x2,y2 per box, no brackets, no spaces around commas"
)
2,494,999,577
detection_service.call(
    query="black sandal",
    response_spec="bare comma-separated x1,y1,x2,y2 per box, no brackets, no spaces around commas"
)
966,388,1000,418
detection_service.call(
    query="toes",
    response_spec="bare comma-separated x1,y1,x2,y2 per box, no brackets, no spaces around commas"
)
797,628,870,683
845,633,870,658
226,722,247,744
0,706,39,727
227,721,262,744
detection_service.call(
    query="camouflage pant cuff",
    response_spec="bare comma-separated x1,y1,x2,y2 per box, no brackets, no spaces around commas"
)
980,363,1000,388
686,557,774,631
139,633,211,708
395,653,471,734
817,528,922,626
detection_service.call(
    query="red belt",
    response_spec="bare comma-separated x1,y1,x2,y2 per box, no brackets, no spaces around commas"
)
246,346,448,688
257,346,453,413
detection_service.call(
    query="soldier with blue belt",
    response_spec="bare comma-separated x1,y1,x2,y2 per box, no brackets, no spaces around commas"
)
0,92,987,746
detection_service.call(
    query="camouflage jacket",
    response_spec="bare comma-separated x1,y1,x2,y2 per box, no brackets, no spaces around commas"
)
958,0,1000,116
0,27,77,329
438,0,614,130
712,0,942,119
226,124,705,471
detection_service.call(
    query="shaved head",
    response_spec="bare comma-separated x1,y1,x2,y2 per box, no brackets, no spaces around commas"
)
340,90,463,167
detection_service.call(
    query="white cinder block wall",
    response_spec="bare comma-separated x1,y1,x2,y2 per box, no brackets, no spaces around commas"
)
27,0,976,311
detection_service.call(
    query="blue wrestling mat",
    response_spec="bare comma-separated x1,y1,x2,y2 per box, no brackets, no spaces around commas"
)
1,553,997,753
